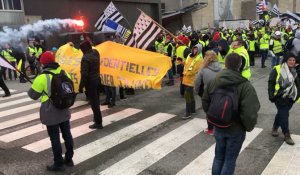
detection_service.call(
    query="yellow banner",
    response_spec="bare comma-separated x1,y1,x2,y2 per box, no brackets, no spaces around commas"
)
56,41,172,92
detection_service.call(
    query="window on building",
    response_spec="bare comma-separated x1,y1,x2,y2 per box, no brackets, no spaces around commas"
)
0,0,22,10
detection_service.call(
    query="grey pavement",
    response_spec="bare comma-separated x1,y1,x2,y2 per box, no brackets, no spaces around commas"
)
0,57,300,175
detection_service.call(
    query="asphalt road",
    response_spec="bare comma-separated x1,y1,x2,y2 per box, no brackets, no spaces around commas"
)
1,57,300,175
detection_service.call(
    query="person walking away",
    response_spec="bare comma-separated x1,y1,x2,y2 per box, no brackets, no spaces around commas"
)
202,53,260,175
259,33,269,68
217,39,232,68
0,71,10,97
268,52,300,145
194,50,222,135
269,31,284,68
248,33,257,66
79,40,103,129
27,51,74,171
182,44,203,119
231,40,251,80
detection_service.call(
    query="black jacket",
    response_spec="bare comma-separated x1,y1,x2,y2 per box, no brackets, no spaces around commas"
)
79,49,100,90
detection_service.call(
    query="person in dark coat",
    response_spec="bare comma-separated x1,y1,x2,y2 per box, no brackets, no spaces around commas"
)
0,72,10,97
79,40,103,129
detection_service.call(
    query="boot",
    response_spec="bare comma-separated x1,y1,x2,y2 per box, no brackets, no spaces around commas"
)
272,127,279,137
284,133,295,145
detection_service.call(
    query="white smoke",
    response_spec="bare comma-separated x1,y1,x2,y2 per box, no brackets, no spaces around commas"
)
0,18,83,48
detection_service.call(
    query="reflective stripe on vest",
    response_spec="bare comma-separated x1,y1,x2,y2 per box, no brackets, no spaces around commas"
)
260,38,269,50
273,40,283,54
233,47,251,80
217,52,225,68
274,65,281,96
164,43,174,58
155,41,165,54
28,47,35,57
35,47,43,58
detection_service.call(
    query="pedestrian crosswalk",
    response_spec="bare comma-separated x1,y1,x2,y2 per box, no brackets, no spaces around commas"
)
0,89,16,95
1,90,300,174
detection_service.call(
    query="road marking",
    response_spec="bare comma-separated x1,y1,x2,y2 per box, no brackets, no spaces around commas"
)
0,89,16,95
99,118,207,175
176,128,263,175
0,97,32,109
0,104,108,142
0,103,41,118
22,108,143,153
0,92,27,101
261,134,300,175
0,101,88,130
72,113,176,165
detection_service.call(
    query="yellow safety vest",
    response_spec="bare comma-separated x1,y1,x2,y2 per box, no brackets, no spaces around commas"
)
176,45,188,61
28,47,35,57
164,42,175,58
260,37,269,50
217,48,233,68
155,41,165,54
233,47,251,80
185,54,201,71
273,40,283,54
1,49,16,62
249,40,256,52
274,65,281,96
35,47,43,58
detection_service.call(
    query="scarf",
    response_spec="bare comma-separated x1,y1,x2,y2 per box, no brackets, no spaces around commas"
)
279,63,298,101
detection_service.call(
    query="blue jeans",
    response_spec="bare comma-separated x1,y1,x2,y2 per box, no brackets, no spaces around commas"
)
212,128,246,175
260,50,268,67
274,101,293,134
271,56,280,68
47,120,74,166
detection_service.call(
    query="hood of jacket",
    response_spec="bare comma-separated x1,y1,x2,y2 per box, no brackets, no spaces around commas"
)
215,69,248,87
190,44,202,57
207,61,222,72
295,29,300,39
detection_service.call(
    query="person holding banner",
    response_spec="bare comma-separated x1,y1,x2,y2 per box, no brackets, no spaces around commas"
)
79,39,103,129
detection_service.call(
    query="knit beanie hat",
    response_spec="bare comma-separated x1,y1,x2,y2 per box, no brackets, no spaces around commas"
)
40,51,55,64
80,39,92,54
225,53,242,71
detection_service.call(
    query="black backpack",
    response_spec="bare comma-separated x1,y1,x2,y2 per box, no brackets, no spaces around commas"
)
284,37,294,53
206,86,239,128
43,70,76,109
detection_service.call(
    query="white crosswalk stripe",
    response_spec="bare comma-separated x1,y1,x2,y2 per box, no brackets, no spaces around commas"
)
0,89,16,95
99,118,207,175
22,108,142,153
177,128,263,175
0,92,27,101
73,113,176,165
262,135,300,175
1,94,300,174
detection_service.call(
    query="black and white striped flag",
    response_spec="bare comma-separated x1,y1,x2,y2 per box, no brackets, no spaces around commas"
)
125,12,162,50
271,4,281,17
256,3,263,15
94,1,124,31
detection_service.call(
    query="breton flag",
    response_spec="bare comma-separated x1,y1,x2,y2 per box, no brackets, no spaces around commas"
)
271,4,281,17
0,56,15,70
102,19,132,40
256,3,263,15
125,12,162,50
94,1,124,31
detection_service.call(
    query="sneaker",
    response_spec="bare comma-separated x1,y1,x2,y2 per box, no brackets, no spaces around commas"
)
101,102,110,106
204,128,214,136
181,115,192,120
2,94,11,98
284,133,295,145
64,158,74,167
89,123,103,129
272,127,279,137
46,164,65,172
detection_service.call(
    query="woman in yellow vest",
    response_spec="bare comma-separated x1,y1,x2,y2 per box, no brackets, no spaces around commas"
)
1,44,17,80
268,52,300,145
182,44,203,119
